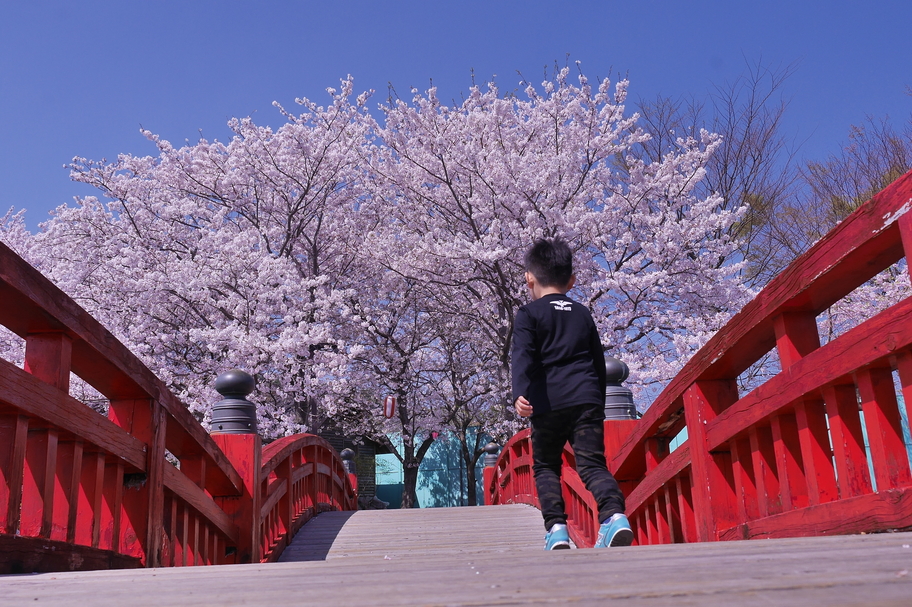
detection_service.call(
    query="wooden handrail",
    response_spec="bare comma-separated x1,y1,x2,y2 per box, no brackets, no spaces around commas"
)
0,241,357,572
487,169,912,546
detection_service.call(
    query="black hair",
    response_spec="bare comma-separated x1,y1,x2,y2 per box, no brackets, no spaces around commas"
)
523,237,573,287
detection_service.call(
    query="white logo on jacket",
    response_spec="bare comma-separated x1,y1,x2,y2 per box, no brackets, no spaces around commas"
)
551,300,572,311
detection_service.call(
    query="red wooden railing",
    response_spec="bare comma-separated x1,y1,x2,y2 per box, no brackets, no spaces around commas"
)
0,241,356,573
487,169,912,547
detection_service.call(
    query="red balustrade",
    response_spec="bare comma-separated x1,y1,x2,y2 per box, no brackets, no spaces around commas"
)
487,169,912,546
0,241,356,573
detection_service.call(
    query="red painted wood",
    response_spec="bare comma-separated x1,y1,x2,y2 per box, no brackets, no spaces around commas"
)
663,483,679,543
109,399,153,563
856,367,912,490
718,486,912,541
0,359,146,470
609,172,912,484
771,411,808,510
774,312,821,369
55,439,82,543
893,351,912,459
675,475,696,544
0,414,27,535
75,451,105,549
749,426,780,516
794,398,838,505
1,242,359,571
212,433,261,564
22,428,59,538
730,437,759,524
624,444,690,513
823,384,872,498
684,380,739,541
100,461,124,553
704,297,912,452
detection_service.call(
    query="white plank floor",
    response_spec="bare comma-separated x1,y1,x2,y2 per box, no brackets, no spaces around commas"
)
2,505,912,606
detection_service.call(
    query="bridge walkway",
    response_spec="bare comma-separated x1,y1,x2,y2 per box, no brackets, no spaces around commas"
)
1,505,911,606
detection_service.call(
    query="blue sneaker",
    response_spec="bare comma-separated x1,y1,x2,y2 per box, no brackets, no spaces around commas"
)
544,524,571,550
595,513,633,548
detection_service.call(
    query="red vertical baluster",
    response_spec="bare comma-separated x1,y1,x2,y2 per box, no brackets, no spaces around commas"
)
749,426,781,516
75,452,105,548
22,332,71,539
770,412,808,510
654,493,670,544
774,312,836,506
729,437,759,527
822,384,872,498
108,398,166,566
675,475,696,543
794,398,838,505
663,483,680,543
100,461,124,552
683,380,739,541
0,414,28,535
856,367,912,490
59,439,83,543
894,351,912,476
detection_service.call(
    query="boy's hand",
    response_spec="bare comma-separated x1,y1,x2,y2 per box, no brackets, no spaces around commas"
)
514,396,532,418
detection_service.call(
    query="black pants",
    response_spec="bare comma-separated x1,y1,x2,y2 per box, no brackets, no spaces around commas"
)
530,404,626,530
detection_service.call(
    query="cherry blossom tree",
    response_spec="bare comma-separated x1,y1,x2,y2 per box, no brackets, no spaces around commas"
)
6,65,752,507
369,66,750,403
21,79,376,437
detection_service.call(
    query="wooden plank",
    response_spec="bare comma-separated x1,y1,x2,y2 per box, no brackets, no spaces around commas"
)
795,398,838,505
720,486,912,541
610,171,912,481
162,465,239,543
0,359,145,470
0,244,241,498
279,505,545,562
683,380,739,541
624,444,690,513
0,535,140,574
0,414,27,535
6,506,911,605
856,367,912,490
705,296,912,451
824,384,873,498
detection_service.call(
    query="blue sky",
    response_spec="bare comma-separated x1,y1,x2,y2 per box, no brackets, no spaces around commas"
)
3,1,910,228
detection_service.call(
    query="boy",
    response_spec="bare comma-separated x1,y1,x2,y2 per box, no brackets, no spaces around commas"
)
512,237,633,550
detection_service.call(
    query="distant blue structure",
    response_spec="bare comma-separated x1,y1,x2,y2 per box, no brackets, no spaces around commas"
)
375,428,490,508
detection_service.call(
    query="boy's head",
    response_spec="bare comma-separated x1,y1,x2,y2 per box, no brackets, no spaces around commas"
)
523,238,574,293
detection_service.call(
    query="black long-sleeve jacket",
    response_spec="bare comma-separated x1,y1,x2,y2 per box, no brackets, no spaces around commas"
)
511,293,607,416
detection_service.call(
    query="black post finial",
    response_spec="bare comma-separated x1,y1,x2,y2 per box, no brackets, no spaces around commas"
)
210,369,259,434
340,448,357,475
604,356,638,420
483,442,501,467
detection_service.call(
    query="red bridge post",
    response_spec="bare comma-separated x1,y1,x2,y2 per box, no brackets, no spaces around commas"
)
212,433,261,564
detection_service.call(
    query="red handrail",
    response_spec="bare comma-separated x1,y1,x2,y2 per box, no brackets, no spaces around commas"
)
0,241,356,572
258,434,357,562
487,169,912,546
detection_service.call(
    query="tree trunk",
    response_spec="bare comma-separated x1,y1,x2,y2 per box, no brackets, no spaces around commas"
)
401,461,420,508
399,435,436,508
458,430,484,506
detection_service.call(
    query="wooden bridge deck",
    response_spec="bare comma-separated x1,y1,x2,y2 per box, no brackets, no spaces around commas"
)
1,504,911,606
